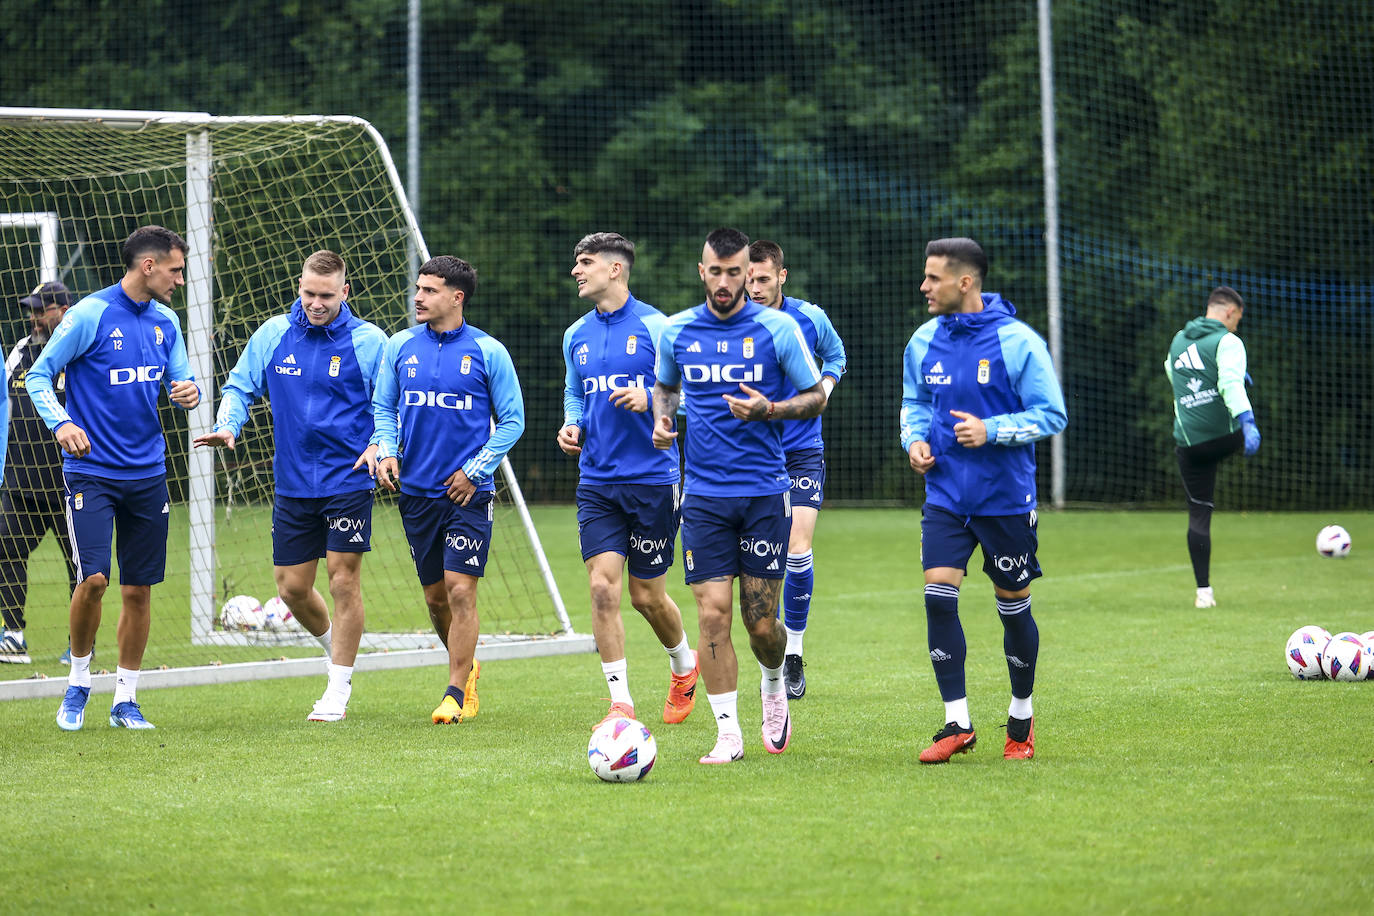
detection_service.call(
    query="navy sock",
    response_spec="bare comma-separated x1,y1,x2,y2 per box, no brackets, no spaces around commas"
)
924,583,966,701
997,595,1038,699
782,551,814,632
444,684,465,706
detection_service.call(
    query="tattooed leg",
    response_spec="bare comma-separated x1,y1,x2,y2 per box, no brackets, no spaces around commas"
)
691,576,737,694
740,574,786,668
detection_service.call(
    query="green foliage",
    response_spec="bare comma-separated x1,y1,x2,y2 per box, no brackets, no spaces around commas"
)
1,0,1370,506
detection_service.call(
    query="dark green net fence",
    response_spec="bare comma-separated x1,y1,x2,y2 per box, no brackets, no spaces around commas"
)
2,0,1370,510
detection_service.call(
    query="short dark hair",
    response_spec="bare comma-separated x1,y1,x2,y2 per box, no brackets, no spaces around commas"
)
122,225,188,269
303,249,346,279
924,237,987,283
573,232,635,271
1207,285,1244,310
705,227,750,259
419,255,477,303
749,240,784,270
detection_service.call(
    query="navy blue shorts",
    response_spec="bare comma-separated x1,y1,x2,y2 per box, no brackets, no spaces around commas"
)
786,448,826,509
272,490,375,566
680,492,790,584
64,472,169,586
576,482,680,580
920,504,1042,591
399,491,494,586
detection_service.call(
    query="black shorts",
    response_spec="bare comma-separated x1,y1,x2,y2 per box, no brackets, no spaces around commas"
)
1176,430,1243,506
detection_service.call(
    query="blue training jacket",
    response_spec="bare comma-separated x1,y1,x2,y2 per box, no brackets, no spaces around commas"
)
562,293,678,486
657,301,822,498
775,296,847,454
213,300,387,498
371,321,525,498
27,282,200,480
899,293,1067,516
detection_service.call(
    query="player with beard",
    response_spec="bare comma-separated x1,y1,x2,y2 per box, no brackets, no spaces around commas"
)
652,228,825,764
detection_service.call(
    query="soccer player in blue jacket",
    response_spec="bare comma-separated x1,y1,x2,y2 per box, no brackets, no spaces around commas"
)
27,225,203,731
557,232,699,728
746,240,847,699
194,250,388,722
652,228,826,765
900,237,1067,763
360,256,524,724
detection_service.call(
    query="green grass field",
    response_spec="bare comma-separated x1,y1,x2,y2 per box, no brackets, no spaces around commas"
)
6,507,1373,913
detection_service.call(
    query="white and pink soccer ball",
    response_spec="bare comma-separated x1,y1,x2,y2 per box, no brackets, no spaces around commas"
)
587,716,657,782
262,596,297,631
218,594,265,630
1316,525,1352,558
1285,626,1331,680
1319,632,1367,682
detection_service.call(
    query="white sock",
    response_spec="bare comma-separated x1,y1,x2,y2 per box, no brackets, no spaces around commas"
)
113,666,140,705
68,651,92,689
664,634,695,675
316,625,333,656
944,696,971,729
760,660,785,697
785,626,805,656
706,690,741,737
1009,695,1033,720
327,663,353,699
601,658,632,707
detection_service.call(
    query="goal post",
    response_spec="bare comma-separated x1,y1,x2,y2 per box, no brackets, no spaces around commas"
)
0,107,591,699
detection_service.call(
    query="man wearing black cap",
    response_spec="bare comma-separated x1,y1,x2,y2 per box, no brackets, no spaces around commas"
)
0,281,78,664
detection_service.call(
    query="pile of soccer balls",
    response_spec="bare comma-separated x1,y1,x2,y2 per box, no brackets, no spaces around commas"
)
1285,627,1374,681
587,715,657,782
218,595,300,632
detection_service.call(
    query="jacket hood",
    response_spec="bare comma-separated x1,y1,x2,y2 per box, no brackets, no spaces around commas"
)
290,299,355,337
940,292,1016,336
1183,316,1228,340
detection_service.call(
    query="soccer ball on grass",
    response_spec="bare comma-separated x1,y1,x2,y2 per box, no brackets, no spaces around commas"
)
1315,525,1352,558
1320,632,1367,681
587,716,657,782
219,595,265,630
262,595,297,631
1284,626,1330,680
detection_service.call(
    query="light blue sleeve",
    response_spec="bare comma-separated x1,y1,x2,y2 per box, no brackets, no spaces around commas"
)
463,336,525,484
352,321,389,401
370,331,407,459
26,300,102,431
900,323,936,451
214,317,287,436
766,311,823,393
655,315,685,388
1216,333,1252,418
799,302,847,383
561,320,583,427
983,323,1068,445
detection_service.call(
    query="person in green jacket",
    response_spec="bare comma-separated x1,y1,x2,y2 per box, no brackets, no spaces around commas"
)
1165,286,1260,609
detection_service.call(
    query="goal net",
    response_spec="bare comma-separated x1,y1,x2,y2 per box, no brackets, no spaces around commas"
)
0,107,591,700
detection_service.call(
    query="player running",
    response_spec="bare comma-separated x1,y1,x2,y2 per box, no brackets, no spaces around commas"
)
194,250,388,722
27,225,202,731
900,237,1066,763
360,255,524,725
652,228,826,764
746,240,846,699
557,232,699,728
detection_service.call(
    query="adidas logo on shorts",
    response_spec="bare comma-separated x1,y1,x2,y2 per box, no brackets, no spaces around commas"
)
465,556,480,567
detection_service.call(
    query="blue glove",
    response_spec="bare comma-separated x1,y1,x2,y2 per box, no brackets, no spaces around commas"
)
1238,410,1260,456
1244,372,1254,387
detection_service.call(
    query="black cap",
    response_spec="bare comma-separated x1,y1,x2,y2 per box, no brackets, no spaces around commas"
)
18,280,72,310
